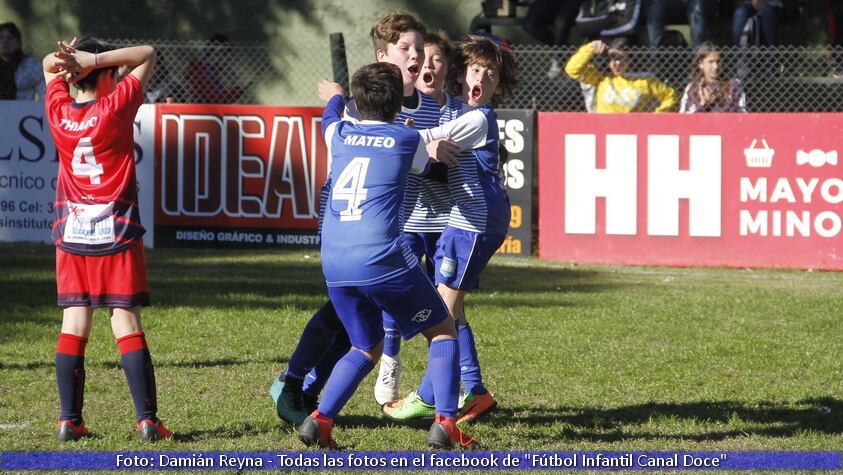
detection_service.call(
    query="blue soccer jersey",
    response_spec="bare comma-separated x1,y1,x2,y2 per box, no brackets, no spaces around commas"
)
421,97,510,235
346,91,451,233
320,101,430,287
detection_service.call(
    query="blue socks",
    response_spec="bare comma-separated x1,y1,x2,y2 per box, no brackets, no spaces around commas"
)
286,301,342,379
117,332,158,422
427,338,460,418
458,324,487,395
382,312,401,358
417,368,434,405
56,333,87,425
317,349,374,419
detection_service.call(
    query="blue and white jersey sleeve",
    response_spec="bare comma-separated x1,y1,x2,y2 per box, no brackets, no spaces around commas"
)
418,109,489,151
409,138,430,174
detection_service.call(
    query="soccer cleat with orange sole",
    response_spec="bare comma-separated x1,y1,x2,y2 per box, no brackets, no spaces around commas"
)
457,391,497,424
136,419,173,441
56,419,89,442
427,414,478,449
298,411,337,449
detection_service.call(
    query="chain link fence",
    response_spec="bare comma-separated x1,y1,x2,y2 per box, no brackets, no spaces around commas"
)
28,38,843,112
510,45,843,112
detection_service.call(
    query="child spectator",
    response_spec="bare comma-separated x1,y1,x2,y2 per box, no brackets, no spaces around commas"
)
185,34,244,103
565,38,677,112
680,41,747,113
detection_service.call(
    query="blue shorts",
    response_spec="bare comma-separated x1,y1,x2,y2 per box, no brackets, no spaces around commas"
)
403,231,440,279
434,227,505,291
327,265,450,352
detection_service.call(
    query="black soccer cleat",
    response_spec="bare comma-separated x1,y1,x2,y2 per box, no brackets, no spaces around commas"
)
136,419,173,441
426,415,478,449
298,411,337,449
56,419,89,442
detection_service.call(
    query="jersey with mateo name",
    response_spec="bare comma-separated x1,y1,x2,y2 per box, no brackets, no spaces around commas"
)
321,96,429,287
45,74,145,256
345,90,450,232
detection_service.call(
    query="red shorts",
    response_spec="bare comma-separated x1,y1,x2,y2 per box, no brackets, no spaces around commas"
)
56,240,151,308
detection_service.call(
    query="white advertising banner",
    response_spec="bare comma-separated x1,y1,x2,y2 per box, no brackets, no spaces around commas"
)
0,101,156,247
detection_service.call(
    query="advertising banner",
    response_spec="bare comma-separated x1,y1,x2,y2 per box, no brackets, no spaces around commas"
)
538,113,843,270
155,105,536,256
0,102,156,247
497,109,535,257
154,104,326,248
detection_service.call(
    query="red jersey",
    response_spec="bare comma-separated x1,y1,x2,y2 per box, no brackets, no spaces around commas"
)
46,74,145,256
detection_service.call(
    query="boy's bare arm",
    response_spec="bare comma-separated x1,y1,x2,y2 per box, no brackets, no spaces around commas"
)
43,38,79,84
56,41,157,90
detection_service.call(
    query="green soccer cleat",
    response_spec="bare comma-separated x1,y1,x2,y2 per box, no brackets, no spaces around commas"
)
269,374,308,425
381,391,435,422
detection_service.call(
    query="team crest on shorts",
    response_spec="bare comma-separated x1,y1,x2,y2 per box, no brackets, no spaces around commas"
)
440,257,456,278
412,309,432,322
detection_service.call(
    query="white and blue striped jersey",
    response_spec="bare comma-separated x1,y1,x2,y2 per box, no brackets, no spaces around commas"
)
420,97,510,235
320,97,430,287
345,90,451,233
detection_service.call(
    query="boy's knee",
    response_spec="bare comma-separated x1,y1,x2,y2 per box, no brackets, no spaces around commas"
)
356,341,383,362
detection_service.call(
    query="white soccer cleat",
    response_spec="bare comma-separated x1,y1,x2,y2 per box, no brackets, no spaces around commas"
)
374,354,402,406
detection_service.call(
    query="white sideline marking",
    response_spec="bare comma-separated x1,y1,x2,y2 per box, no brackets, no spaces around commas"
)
0,422,32,430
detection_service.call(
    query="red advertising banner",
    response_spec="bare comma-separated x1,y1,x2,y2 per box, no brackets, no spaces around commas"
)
155,104,327,247
538,113,843,270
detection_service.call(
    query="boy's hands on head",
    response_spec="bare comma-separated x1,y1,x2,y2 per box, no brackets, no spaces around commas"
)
318,79,344,102
54,37,96,83
426,138,459,166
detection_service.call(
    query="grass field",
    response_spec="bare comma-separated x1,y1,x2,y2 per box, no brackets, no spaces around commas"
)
1,242,841,460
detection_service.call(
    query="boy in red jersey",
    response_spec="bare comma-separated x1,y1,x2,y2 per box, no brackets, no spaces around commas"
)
42,37,172,442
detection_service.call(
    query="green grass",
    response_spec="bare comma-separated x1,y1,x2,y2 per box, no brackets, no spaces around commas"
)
1,242,841,459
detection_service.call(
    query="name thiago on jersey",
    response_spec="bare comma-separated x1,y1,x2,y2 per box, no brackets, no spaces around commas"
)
59,117,99,132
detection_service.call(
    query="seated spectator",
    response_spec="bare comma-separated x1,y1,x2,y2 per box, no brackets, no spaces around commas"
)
0,22,45,100
146,54,183,103
522,0,584,78
732,0,783,46
565,38,677,112
647,0,713,47
185,34,244,104
680,42,746,112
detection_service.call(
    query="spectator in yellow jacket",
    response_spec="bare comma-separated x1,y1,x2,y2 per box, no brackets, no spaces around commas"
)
565,39,677,112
